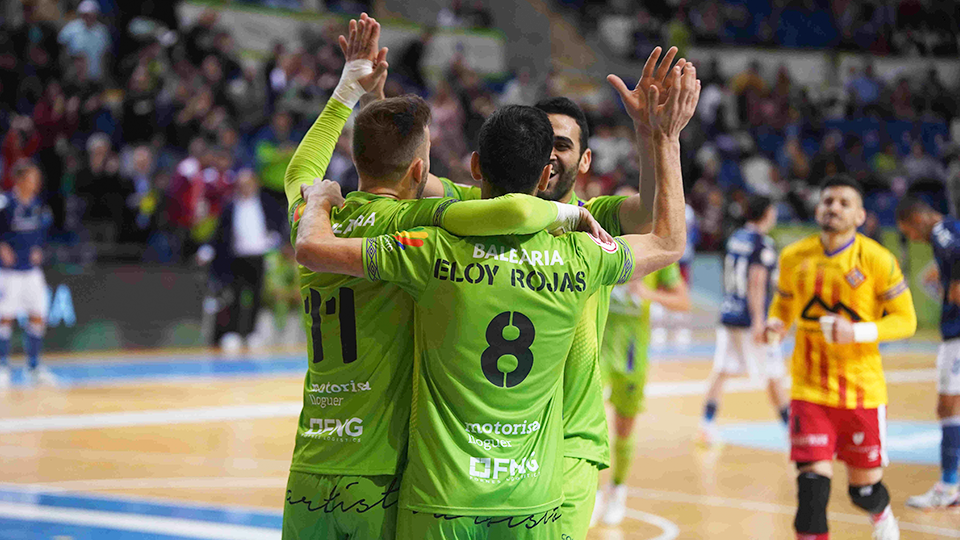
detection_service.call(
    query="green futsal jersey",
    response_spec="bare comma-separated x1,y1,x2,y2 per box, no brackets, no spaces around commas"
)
285,100,564,477
361,226,635,515
605,263,681,347
438,180,630,468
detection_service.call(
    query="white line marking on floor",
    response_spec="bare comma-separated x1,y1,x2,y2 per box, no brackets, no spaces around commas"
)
0,368,938,434
625,508,680,540
0,501,280,540
628,487,960,538
37,477,288,491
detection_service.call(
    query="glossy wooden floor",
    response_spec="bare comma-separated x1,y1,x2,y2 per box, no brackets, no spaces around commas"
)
1,347,958,539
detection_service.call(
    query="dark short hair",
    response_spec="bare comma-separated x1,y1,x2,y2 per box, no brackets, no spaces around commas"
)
820,175,863,199
478,105,554,194
352,95,432,182
895,196,934,223
744,194,773,223
534,97,589,155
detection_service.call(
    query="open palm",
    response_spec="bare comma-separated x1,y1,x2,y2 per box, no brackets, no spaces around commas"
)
607,46,686,136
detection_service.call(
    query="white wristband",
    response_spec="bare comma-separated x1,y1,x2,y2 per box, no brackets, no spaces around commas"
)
547,202,581,235
852,322,879,343
331,60,374,109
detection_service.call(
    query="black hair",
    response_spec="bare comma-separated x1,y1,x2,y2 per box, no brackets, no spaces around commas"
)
534,97,589,155
820,175,863,199
895,196,935,223
478,105,554,194
744,194,773,223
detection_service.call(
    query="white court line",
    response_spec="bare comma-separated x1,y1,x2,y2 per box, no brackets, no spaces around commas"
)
37,477,288,491
624,508,680,540
628,487,960,538
0,368,937,434
0,501,280,540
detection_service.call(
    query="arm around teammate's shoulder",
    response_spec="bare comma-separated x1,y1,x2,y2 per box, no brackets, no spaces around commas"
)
294,180,366,278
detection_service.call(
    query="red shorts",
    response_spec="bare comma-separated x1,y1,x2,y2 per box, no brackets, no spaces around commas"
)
789,399,887,469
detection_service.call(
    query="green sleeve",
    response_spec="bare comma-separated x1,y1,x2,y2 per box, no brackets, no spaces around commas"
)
283,98,353,210
362,227,440,298
439,177,482,201
584,195,629,236
573,233,635,289
656,262,682,289
394,194,560,237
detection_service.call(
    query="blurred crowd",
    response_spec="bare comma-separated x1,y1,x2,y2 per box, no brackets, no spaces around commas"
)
558,0,960,57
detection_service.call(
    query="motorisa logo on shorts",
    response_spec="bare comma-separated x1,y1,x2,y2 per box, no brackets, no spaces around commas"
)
302,417,363,442
306,380,371,408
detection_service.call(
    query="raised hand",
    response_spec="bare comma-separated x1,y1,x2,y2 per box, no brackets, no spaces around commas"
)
607,46,686,136
337,13,388,94
646,62,700,142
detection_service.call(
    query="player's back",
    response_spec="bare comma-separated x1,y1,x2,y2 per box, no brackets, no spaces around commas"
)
289,192,456,477
720,226,775,327
931,217,960,340
0,193,49,271
778,234,909,408
362,227,633,515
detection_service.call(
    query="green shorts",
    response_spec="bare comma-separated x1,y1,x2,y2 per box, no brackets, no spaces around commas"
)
560,457,600,540
600,332,650,418
395,507,561,539
282,470,400,540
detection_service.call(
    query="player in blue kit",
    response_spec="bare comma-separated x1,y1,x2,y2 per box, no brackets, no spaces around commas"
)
0,161,55,388
896,197,960,508
699,195,788,445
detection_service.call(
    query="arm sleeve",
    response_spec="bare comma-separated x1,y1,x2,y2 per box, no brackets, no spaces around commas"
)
283,98,353,210
874,251,917,342
393,195,561,237
575,233,636,289
438,177,482,201
361,227,440,298
768,251,799,325
584,195,629,236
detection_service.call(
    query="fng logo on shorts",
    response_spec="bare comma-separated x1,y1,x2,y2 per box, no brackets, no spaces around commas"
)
468,453,540,482
304,417,363,439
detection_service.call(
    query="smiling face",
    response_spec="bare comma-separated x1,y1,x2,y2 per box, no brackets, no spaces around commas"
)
540,113,589,202
815,185,865,235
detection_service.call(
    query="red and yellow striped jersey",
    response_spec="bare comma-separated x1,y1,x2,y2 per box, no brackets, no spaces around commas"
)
768,234,916,409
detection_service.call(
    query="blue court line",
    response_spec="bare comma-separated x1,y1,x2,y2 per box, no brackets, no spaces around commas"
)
0,518,198,540
0,488,282,528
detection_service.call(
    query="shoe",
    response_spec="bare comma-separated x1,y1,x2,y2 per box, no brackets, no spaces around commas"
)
602,484,627,526
0,365,10,389
589,488,605,527
905,482,960,509
26,366,60,387
872,508,899,540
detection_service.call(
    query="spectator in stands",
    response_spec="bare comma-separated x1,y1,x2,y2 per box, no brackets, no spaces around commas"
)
437,0,465,28
1,116,40,190
903,140,945,183
395,28,433,92
121,66,159,146
890,76,916,120
872,142,901,184
33,81,79,153
589,122,633,176
12,1,60,82
184,9,221,66
846,63,885,117
843,135,873,187
429,80,467,177
77,87,117,142
466,0,494,28
499,66,539,106
76,133,124,240
325,125,358,194
212,31,242,82
121,145,158,244
731,61,766,126
254,109,298,209
57,1,112,83
809,131,845,184
228,64,268,134
203,169,284,348
918,66,954,121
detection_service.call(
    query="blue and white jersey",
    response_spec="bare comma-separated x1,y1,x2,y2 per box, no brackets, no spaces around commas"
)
0,193,51,271
720,226,777,327
931,218,960,340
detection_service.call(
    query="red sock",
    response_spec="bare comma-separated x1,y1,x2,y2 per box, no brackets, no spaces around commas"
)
796,534,829,540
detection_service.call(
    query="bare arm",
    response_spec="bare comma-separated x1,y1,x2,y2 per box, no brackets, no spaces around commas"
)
294,181,365,277
610,46,685,235
635,279,690,312
747,264,768,341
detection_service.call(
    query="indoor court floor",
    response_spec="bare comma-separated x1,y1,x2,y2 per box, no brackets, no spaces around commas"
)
1,341,958,539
